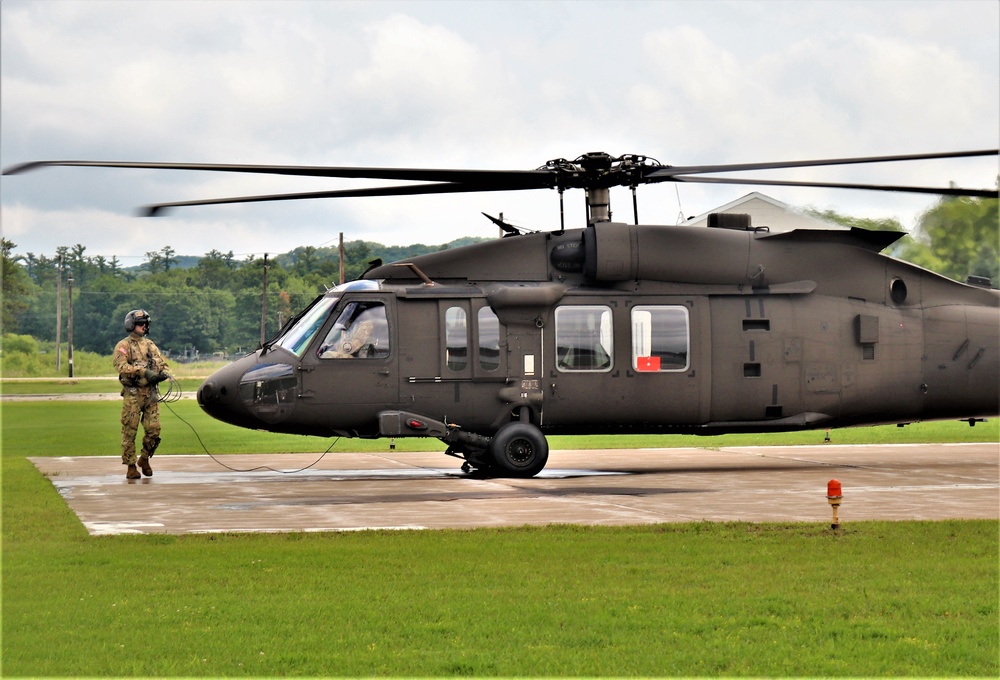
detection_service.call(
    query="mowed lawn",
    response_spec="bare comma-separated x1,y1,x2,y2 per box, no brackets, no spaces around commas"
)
2,397,997,676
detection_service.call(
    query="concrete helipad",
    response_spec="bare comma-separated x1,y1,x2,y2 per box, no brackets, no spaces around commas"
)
31,443,999,535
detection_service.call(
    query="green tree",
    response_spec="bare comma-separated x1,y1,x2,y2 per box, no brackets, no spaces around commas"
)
143,249,164,274
289,245,319,276
21,252,41,280
192,250,238,289
894,191,999,283
160,245,179,272
2,239,34,333
142,246,179,275
26,253,57,285
73,273,134,353
67,243,95,287
804,208,904,232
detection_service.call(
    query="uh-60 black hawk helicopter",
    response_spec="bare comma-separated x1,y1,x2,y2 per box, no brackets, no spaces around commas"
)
6,149,999,477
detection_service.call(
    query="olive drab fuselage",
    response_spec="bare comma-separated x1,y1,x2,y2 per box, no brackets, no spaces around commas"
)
197,221,1000,476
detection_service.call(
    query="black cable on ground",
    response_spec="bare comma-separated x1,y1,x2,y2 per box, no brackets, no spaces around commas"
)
158,377,339,473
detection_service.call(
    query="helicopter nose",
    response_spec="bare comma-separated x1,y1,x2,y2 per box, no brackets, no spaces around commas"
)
197,355,260,429
196,377,232,413
198,354,301,429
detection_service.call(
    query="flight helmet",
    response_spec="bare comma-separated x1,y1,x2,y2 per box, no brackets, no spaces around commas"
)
124,309,151,333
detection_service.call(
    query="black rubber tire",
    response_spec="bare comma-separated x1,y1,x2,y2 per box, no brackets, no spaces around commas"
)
489,422,549,478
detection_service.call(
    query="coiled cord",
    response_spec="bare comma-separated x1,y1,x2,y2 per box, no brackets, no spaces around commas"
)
156,375,183,403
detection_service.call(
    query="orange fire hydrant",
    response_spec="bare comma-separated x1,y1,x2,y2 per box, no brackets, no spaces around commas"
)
827,479,843,529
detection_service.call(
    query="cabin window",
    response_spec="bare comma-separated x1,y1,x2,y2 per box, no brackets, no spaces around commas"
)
276,296,338,357
478,306,501,372
631,305,689,372
555,305,613,372
317,302,390,359
445,306,469,371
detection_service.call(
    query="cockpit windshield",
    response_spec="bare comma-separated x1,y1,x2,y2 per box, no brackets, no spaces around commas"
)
274,296,338,357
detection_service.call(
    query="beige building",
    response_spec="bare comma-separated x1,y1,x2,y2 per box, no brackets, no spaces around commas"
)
680,191,844,232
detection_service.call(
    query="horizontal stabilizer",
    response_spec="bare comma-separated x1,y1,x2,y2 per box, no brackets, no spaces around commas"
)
760,227,904,252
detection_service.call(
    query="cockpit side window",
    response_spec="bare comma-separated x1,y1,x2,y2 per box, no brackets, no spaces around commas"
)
317,302,390,359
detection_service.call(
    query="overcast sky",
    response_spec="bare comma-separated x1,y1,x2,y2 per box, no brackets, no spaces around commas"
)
2,0,997,265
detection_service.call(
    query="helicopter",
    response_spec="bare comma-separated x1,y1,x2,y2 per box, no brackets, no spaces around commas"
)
5,149,999,477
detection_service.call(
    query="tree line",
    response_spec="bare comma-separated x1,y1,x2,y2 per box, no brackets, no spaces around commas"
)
1,237,484,360
2,191,996,361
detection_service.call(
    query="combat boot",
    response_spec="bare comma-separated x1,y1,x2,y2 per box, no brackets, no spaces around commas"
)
126,464,141,480
138,456,153,477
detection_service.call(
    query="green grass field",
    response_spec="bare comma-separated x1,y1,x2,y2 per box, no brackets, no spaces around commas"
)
2,391,997,676
3,393,998,457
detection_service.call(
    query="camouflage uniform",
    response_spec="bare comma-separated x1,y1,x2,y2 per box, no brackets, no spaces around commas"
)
113,332,169,467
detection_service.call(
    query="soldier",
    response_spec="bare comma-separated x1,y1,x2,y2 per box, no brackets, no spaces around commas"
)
113,309,170,479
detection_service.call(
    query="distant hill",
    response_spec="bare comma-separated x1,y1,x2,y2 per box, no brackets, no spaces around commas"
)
121,255,202,273
273,237,489,270
120,238,488,272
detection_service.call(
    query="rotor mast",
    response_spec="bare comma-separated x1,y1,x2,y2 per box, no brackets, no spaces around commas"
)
586,187,612,224
563,152,658,226
578,153,614,225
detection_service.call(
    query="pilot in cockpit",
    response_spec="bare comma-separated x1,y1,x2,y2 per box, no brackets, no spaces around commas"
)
318,303,388,359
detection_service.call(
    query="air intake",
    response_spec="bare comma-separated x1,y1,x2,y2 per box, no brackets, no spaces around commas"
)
707,213,752,230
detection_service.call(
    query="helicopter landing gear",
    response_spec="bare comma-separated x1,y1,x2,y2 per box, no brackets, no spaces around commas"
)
444,441,493,477
460,460,497,477
489,421,549,478
442,421,548,478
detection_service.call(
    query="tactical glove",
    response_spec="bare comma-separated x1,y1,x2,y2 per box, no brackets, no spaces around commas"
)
157,370,170,382
143,369,162,384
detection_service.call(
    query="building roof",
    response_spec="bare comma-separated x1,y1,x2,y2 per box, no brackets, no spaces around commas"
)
679,191,845,232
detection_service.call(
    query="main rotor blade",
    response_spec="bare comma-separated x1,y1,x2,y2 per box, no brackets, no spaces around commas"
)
3,159,553,188
7,149,996,214
668,174,999,198
644,149,999,180
142,181,538,216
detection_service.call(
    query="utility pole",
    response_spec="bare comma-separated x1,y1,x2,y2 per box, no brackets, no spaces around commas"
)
67,269,74,378
339,232,345,285
55,254,63,371
260,253,269,345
